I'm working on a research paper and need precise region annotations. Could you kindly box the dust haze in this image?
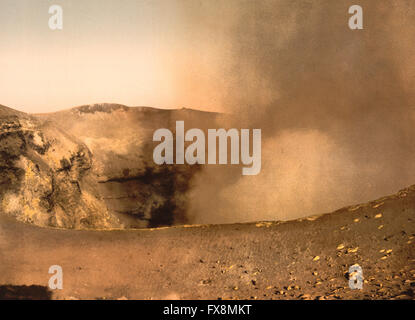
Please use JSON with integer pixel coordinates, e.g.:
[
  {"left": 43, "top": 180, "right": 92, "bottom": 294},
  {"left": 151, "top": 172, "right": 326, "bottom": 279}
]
[{"left": 187, "top": 0, "right": 415, "bottom": 224}]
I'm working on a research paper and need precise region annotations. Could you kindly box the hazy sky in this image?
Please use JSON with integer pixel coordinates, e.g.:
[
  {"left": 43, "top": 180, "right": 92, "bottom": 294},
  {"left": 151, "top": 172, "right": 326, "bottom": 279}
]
[
  {"left": 0, "top": 0, "right": 236, "bottom": 113},
  {"left": 2, "top": 1, "right": 414, "bottom": 116}
]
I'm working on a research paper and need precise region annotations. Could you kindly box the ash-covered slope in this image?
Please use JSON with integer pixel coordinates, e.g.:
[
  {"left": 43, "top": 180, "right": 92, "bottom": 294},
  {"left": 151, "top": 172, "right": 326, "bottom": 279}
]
[
  {"left": 0, "top": 184, "right": 414, "bottom": 300},
  {"left": 0, "top": 103, "right": 221, "bottom": 229}
]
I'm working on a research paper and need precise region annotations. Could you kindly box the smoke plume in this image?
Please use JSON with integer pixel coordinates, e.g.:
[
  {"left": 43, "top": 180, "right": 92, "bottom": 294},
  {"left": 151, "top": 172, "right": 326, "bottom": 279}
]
[{"left": 186, "top": 0, "right": 415, "bottom": 224}]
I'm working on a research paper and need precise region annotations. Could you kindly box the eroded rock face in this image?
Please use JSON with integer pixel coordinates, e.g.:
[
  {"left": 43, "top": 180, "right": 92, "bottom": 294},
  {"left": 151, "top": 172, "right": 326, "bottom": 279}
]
[
  {"left": 0, "top": 106, "right": 119, "bottom": 229},
  {"left": 0, "top": 104, "right": 220, "bottom": 229}
]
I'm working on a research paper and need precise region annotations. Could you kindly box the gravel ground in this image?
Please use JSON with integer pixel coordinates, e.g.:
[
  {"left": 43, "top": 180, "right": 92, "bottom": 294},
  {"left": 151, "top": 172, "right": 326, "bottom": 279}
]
[{"left": 0, "top": 185, "right": 414, "bottom": 300}]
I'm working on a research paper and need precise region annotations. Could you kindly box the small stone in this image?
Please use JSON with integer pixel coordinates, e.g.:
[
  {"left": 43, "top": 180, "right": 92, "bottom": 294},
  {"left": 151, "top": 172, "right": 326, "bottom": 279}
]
[
  {"left": 373, "top": 202, "right": 384, "bottom": 208},
  {"left": 313, "top": 256, "right": 320, "bottom": 261},
  {"left": 375, "top": 213, "right": 383, "bottom": 219},
  {"left": 393, "top": 295, "right": 412, "bottom": 300}
]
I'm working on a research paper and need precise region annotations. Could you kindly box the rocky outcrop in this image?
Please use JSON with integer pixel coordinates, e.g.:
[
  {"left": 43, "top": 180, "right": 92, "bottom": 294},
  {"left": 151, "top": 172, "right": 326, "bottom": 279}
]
[
  {"left": 0, "top": 104, "right": 221, "bottom": 229},
  {"left": 0, "top": 106, "right": 120, "bottom": 229}
]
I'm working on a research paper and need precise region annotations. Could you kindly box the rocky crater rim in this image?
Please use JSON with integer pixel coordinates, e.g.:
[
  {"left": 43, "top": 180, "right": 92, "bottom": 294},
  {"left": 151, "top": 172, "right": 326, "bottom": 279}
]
[
  {"left": 9, "top": 103, "right": 223, "bottom": 116},
  {"left": 3, "top": 183, "right": 414, "bottom": 233}
]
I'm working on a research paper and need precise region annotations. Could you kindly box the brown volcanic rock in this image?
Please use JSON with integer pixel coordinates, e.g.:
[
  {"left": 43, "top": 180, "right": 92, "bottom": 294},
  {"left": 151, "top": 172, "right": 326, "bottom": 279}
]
[
  {"left": 0, "top": 104, "right": 221, "bottom": 229},
  {"left": 0, "top": 104, "right": 119, "bottom": 229}
]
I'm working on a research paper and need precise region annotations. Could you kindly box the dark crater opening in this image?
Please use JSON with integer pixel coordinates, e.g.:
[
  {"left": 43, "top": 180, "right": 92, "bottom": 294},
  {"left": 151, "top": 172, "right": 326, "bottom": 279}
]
[{"left": 0, "top": 285, "right": 52, "bottom": 300}]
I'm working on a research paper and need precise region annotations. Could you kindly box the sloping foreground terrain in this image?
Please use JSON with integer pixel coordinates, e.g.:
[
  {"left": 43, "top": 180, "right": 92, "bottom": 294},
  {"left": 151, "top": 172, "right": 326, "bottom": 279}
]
[
  {"left": 0, "top": 185, "right": 414, "bottom": 300},
  {"left": 0, "top": 103, "right": 222, "bottom": 229}
]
